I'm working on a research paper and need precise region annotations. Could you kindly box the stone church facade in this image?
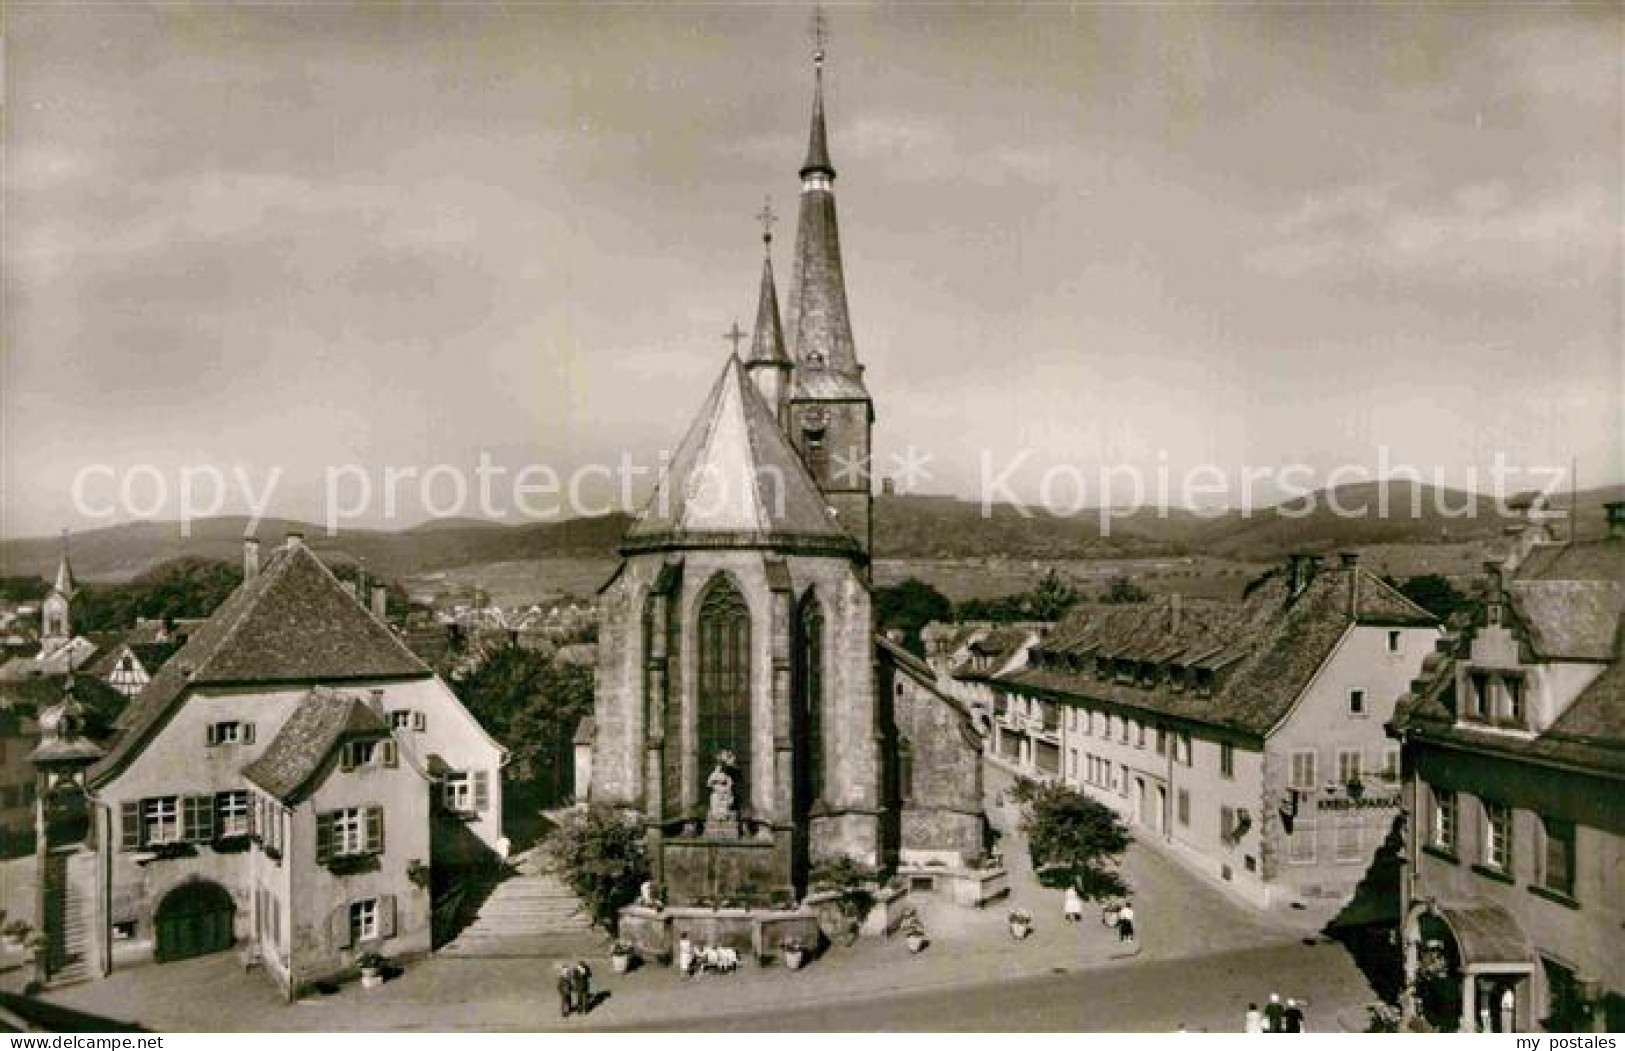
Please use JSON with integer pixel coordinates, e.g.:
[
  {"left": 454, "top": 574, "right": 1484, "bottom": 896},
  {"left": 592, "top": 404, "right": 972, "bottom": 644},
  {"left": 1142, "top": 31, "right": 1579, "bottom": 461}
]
[{"left": 590, "top": 47, "right": 986, "bottom": 910}]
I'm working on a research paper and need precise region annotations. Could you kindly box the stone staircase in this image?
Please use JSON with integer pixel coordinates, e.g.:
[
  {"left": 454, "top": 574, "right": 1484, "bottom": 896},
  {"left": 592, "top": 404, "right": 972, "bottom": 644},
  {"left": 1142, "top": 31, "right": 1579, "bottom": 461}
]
[
  {"left": 439, "top": 862, "right": 606, "bottom": 959},
  {"left": 41, "top": 849, "right": 96, "bottom": 987}
]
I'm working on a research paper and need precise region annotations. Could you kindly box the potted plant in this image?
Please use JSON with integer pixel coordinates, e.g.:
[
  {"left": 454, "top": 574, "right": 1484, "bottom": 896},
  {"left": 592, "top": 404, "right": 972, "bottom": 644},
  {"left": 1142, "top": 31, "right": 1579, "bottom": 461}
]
[
  {"left": 902, "top": 915, "right": 928, "bottom": 954},
  {"left": 2, "top": 920, "right": 30, "bottom": 951},
  {"left": 357, "top": 951, "right": 387, "bottom": 989},
  {"left": 1007, "top": 908, "right": 1033, "bottom": 940},
  {"left": 610, "top": 941, "right": 635, "bottom": 973},
  {"left": 781, "top": 937, "right": 808, "bottom": 970}
]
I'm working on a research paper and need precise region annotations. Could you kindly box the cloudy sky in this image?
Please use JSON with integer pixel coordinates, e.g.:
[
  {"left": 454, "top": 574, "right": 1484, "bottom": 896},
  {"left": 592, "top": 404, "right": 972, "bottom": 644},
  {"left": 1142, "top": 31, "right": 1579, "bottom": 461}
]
[{"left": 4, "top": 2, "right": 1620, "bottom": 538}]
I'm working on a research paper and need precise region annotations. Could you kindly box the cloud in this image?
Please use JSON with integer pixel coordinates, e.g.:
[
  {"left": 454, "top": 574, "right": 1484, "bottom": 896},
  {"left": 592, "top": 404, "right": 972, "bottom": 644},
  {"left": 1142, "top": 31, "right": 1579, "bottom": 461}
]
[{"left": 1248, "top": 179, "right": 1615, "bottom": 284}]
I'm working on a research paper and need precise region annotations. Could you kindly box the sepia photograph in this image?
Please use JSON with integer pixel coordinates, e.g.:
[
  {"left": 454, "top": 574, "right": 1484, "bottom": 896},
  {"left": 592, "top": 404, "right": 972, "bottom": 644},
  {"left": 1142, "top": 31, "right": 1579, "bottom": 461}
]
[{"left": 0, "top": 0, "right": 1620, "bottom": 1037}]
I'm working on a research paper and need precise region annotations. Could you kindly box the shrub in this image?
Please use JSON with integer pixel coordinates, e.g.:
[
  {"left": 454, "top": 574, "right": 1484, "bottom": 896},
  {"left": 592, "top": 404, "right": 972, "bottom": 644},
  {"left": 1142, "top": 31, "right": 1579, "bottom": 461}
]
[{"left": 551, "top": 805, "right": 649, "bottom": 934}]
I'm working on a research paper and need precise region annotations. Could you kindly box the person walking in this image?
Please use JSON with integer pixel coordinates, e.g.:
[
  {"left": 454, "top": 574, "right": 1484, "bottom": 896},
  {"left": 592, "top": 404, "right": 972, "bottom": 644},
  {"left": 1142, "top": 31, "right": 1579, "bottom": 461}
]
[
  {"left": 1283, "top": 998, "right": 1305, "bottom": 1033},
  {"left": 1264, "top": 992, "right": 1284, "bottom": 1033},
  {"left": 1063, "top": 886, "right": 1084, "bottom": 923},
  {"left": 1244, "top": 1003, "right": 1263, "bottom": 1033},
  {"left": 556, "top": 963, "right": 575, "bottom": 1018},
  {"left": 572, "top": 959, "right": 593, "bottom": 1016},
  {"left": 1116, "top": 900, "right": 1136, "bottom": 942}
]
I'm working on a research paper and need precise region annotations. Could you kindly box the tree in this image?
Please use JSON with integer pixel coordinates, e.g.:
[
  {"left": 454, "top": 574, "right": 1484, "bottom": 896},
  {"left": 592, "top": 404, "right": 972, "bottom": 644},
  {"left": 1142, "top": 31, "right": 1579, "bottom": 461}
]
[
  {"left": 1100, "top": 576, "right": 1150, "bottom": 604},
  {"left": 451, "top": 646, "right": 593, "bottom": 801},
  {"left": 550, "top": 804, "right": 649, "bottom": 933},
  {"left": 72, "top": 558, "right": 243, "bottom": 631},
  {"left": 955, "top": 569, "right": 1082, "bottom": 623},
  {"left": 873, "top": 578, "right": 953, "bottom": 654},
  {"left": 1009, "top": 777, "right": 1132, "bottom": 902},
  {"left": 1393, "top": 574, "right": 1473, "bottom": 626}
]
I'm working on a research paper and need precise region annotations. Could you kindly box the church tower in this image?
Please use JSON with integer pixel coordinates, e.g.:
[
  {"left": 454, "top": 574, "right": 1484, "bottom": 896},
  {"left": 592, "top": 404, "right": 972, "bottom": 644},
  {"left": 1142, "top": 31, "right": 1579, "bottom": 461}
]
[
  {"left": 784, "top": 35, "right": 875, "bottom": 560},
  {"left": 40, "top": 532, "right": 75, "bottom": 652}
]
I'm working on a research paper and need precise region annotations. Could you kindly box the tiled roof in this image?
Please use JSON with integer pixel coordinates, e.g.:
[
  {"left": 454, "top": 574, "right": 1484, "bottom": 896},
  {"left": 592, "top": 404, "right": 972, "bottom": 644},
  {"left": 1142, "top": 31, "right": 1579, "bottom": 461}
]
[
  {"left": 1509, "top": 581, "right": 1623, "bottom": 661},
  {"left": 1436, "top": 904, "right": 1531, "bottom": 967},
  {"left": 623, "top": 355, "right": 855, "bottom": 553},
  {"left": 999, "top": 566, "right": 1435, "bottom": 737},
  {"left": 90, "top": 543, "right": 430, "bottom": 786},
  {"left": 242, "top": 687, "right": 390, "bottom": 803}
]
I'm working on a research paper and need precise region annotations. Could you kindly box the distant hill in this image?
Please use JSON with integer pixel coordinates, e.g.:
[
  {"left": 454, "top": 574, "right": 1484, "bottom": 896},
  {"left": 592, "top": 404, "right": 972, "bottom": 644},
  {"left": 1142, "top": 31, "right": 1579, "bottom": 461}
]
[
  {"left": 0, "top": 514, "right": 632, "bottom": 583},
  {"left": 3, "top": 482, "right": 1617, "bottom": 583}
]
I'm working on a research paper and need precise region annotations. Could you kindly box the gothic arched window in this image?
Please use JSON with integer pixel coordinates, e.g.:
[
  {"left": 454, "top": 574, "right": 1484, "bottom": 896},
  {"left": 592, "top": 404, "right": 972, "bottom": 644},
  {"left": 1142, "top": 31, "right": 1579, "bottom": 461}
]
[
  {"left": 794, "top": 591, "right": 826, "bottom": 809},
  {"left": 697, "top": 575, "right": 752, "bottom": 809}
]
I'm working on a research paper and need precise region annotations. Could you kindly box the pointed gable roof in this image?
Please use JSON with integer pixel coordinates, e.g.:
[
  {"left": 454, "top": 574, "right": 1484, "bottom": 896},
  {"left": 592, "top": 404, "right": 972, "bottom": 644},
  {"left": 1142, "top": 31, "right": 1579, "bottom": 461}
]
[
  {"left": 242, "top": 686, "right": 393, "bottom": 803},
  {"left": 622, "top": 355, "right": 857, "bottom": 556},
  {"left": 90, "top": 541, "right": 430, "bottom": 786}
]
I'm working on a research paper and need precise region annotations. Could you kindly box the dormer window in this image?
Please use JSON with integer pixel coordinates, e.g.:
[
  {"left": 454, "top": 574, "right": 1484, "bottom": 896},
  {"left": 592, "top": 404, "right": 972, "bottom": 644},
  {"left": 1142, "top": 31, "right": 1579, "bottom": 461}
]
[
  {"left": 206, "top": 721, "right": 255, "bottom": 747},
  {"left": 341, "top": 739, "right": 398, "bottom": 771}
]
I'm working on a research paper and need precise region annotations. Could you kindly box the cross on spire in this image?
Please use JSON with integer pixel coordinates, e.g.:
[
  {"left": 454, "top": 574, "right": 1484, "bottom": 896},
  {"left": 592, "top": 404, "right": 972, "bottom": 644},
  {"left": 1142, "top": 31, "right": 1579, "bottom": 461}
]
[
  {"left": 723, "top": 321, "right": 747, "bottom": 355},
  {"left": 756, "top": 196, "right": 777, "bottom": 247},
  {"left": 811, "top": 5, "right": 827, "bottom": 67}
]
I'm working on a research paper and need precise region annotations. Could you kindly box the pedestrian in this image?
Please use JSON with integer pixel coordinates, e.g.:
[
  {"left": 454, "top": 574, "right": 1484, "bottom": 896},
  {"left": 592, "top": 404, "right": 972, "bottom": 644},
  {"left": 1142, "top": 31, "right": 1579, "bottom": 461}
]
[
  {"left": 1116, "top": 900, "right": 1136, "bottom": 942},
  {"left": 556, "top": 963, "right": 575, "bottom": 1018},
  {"left": 677, "top": 931, "right": 695, "bottom": 978},
  {"left": 1283, "top": 998, "right": 1305, "bottom": 1033},
  {"left": 1245, "top": 1003, "right": 1263, "bottom": 1033},
  {"left": 1264, "top": 992, "right": 1284, "bottom": 1033},
  {"left": 572, "top": 959, "right": 593, "bottom": 1016},
  {"left": 1063, "top": 886, "right": 1084, "bottom": 923}
]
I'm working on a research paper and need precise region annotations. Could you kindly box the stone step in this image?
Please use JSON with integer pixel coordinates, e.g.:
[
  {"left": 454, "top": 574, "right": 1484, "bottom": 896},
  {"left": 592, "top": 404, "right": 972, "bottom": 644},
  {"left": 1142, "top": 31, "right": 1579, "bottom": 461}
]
[{"left": 438, "top": 932, "right": 608, "bottom": 959}]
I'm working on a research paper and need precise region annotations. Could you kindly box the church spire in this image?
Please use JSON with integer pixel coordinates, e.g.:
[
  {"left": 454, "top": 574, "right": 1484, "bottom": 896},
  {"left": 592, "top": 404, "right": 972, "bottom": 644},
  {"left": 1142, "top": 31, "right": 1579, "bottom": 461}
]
[
  {"left": 746, "top": 198, "right": 792, "bottom": 418},
  {"left": 800, "top": 18, "right": 834, "bottom": 180},
  {"left": 785, "top": 18, "right": 864, "bottom": 383},
  {"left": 53, "top": 529, "right": 76, "bottom": 599}
]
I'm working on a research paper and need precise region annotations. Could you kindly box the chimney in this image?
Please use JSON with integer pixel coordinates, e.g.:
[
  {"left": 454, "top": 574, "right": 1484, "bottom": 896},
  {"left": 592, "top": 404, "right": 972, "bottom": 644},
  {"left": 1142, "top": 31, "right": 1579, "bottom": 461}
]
[
  {"left": 285, "top": 532, "right": 305, "bottom": 552},
  {"left": 242, "top": 537, "right": 260, "bottom": 580},
  {"left": 1169, "top": 593, "right": 1182, "bottom": 635},
  {"left": 1606, "top": 500, "right": 1625, "bottom": 540},
  {"left": 1483, "top": 560, "right": 1505, "bottom": 625},
  {"left": 1340, "top": 551, "right": 1360, "bottom": 617},
  {"left": 371, "top": 584, "right": 388, "bottom": 621}
]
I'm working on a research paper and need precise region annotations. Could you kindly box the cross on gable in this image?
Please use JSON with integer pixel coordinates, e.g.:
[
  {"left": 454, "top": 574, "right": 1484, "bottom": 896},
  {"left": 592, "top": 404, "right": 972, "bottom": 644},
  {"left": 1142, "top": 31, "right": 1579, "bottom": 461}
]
[{"left": 724, "top": 321, "right": 747, "bottom": 354}]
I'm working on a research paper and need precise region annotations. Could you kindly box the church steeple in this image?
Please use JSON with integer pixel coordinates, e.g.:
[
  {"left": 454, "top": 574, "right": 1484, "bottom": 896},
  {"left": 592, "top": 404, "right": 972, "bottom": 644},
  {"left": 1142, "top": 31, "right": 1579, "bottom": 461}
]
[
  {"left": 41, "top": 529, "right": 75, "bottom": 649},
  {"left": 745, "top": 198, "right": 791, "bottom": 418},
  {"left": 783, "top": 15, "right": 874, "bottom": 560}
]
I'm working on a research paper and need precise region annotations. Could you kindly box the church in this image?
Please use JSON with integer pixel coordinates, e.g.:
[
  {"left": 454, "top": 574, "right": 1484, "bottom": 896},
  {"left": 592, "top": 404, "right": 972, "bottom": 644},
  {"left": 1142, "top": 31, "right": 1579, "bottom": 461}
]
[{"left": 589, "top": 41, "right": 988, "bottom": 920}]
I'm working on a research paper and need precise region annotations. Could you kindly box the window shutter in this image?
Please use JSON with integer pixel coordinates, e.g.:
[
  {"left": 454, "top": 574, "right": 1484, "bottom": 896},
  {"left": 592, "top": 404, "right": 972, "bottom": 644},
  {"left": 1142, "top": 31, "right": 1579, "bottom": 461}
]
[
  {"left": 120, "top": 800, "right": 142, "bottom": 850},
  {"left": 243, "top": 722, "right": 256, "bottom": 745},
  {"left": 379, "top": 894, "right": 397, "bottom": 939},
  {"left": 473, "top": 770, "right": 489, "bottom": 812},
  {"left": 1221, "top": 806, "right": 1235, "bottom": 842},
  {"left": 366, "top": 806, "right": 384, "bottom": 855},
  {"left": 205, "top": 724, "right": 218, "bottom": 747},
  {"left": 382, "top": 740, "right": 398, "bottom": 768},
  {"left": 249, "top": 795, "right": 259, "bottom": 839},
  {"left": 316, "top": 811, "right": 335, "bottom": 863},
  {"left": 412, "top": 711, "right": 426, "bottom": 732},
  {"left": 331, "top": 905, "right": 352, "bottom": 950},
  {"left": 340, "top": 745, "right": 355, "bottom": 772}
]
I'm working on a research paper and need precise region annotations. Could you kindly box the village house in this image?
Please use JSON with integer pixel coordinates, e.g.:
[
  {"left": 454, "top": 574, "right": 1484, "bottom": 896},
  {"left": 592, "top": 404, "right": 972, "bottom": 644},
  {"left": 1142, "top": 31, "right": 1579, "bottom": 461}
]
[
  {"left": 1390, "top": 501, "right": 1625, "bottom": 1034},
  {"left": 971, "top": 555, "right": 1438, "bottom": 911},
  {"left": 38, "top": 535, "right": 508, "bottom": 996}
]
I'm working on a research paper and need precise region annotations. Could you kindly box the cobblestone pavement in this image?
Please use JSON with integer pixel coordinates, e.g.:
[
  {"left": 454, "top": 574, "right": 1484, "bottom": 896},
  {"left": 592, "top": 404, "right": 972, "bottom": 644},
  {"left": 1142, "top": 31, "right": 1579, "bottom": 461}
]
[{"left": 32, "top": 761, "right": 1375, "bottom": 1031}]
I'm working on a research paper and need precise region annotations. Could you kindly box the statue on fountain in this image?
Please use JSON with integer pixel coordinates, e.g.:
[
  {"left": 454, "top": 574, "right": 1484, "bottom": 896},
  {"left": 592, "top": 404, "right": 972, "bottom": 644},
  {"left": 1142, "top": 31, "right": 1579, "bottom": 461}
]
[{"left": 705, "top": 750, "right": 740, "bottom": 838}]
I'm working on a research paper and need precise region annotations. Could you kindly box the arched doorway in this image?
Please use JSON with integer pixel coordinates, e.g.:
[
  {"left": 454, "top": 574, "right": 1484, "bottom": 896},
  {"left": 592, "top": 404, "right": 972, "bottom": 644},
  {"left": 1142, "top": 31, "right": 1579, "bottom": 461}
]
[
  {"left": 155, "top": 880, "right": 235, "bottom": 963},
  {"left": 1406, "top": 903, "right": 1533, "bottom": 1032}
]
